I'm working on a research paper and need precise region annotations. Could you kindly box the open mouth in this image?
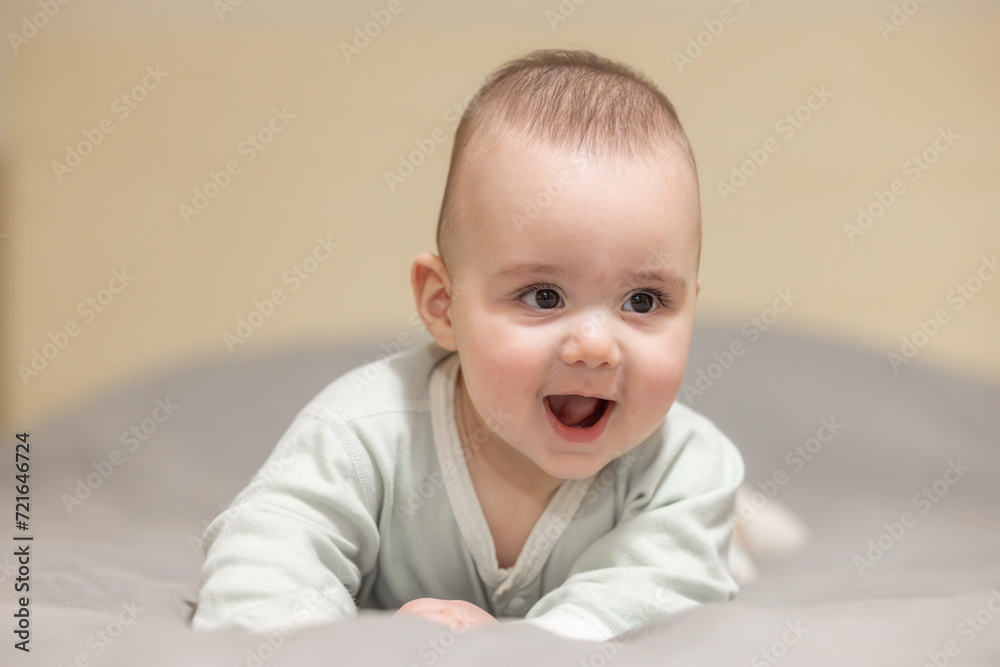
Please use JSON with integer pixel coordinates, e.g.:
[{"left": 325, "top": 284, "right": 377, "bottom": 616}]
[{"left": 545, "top": 394, "right": 612, "bottom": 429}]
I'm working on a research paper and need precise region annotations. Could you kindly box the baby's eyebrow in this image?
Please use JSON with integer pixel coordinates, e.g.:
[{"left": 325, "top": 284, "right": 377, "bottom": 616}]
[
  {"left": 494, "top": 261, "right": 566, "bottom": 280},
  {"left": 627, "top": 268, "right": 687, "bottom": 291},
  {"left": 494, "top": 261, "right": 686, "bottom": 290}
]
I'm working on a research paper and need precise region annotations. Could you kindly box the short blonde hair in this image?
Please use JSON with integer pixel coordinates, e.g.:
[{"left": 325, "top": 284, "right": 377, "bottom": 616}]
[{"left": 436, "top": 49, "right": 699, "bottom": 269}]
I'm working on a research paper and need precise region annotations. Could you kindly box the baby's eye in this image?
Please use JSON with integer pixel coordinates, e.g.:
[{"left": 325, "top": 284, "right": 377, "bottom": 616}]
[
  {"left": 519, "top": 287, "right": 563, "bottom": 309},
  {"left": 623, "top": 291, "right": 669, "bottom": 314}
]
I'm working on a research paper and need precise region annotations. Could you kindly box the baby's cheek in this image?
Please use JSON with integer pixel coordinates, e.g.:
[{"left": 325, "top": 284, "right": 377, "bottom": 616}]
[
  {"left": 640, "top": 352, "right": 686, "bottom": 409},
  {"left": 483, "top": 354, "right": 542, "bottom": 437},
  {"left": 480, "top": 336, "right": 539, "bottom": 388}
]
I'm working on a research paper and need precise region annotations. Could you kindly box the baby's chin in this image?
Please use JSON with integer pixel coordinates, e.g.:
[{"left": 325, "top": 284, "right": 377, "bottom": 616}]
[{"left": 535, "top": 455, "right": 616, "bottom": 482}]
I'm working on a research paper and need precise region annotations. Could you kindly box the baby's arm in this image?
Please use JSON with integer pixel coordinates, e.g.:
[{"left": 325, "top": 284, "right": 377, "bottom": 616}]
[
  {"left": 523, "top": 412, "right": 743, "bottom": 641},
  {"left": 193, "top": 413, "right": 380, "bottom": 631}
]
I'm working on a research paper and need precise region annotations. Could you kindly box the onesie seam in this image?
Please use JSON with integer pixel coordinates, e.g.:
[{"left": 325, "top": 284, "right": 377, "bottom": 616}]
[
  {"left": 299, "top": 402, "right": 432, "bottom": 517},
  {"left": 304, "top": 401, "right": 431, "bottom": 425},
  {"left": 314, "top": 414, "right": 379, "bottom": 517}
]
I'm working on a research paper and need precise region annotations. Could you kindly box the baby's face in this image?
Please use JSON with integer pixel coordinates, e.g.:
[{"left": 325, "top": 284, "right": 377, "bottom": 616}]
[{"left": 446, "top": 142, "right": 701, "bottom": 481}]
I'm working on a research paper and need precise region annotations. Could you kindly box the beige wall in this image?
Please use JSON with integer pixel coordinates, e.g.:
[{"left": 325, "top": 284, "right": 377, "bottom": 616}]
[{"left": 2, "top": 2, "right": 999, "bottom": 425}]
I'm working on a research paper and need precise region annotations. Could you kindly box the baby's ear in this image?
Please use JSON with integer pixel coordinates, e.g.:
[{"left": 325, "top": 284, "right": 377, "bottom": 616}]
[{"left": 411, "top": 253, "right": 457, "bottom": 351}]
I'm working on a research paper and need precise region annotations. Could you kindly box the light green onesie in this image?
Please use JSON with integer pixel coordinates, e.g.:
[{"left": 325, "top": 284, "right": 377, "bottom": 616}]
[{"left": 193, "top": 339, "right": 743, "bottom": 641}]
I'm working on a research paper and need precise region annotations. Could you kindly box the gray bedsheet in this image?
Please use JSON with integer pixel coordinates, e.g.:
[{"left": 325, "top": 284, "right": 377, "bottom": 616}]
[{"left": 2, "top": 323, "right": 998, "bottom": 665}]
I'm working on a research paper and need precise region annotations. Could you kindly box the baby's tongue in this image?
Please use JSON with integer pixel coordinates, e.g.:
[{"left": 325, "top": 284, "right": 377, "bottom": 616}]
[{"left": 548, "top": 395, "right": 600, "bottom": 427}]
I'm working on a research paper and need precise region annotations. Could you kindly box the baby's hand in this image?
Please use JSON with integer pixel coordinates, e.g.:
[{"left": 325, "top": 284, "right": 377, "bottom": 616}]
[{"left": 395, "top": 597, "right": 498, "bottom": 633}]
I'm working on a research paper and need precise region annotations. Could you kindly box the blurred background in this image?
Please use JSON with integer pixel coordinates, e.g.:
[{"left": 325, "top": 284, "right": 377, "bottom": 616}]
[{"left": 1, "top": 0, "right": 998, "bottom": 427}]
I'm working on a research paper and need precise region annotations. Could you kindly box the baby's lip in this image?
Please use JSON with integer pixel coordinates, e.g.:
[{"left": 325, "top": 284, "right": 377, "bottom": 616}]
[{"left": 545, "top": 392, "right": 616, "bottom": 402}]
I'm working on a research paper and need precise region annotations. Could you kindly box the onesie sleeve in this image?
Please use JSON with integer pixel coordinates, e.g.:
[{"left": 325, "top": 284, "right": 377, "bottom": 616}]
[
  {"left": 522, "top": 411, "right": 744, "bottom": 641},
  {"left": 192, "top": 411, "right": 381, "bottom": 632}
]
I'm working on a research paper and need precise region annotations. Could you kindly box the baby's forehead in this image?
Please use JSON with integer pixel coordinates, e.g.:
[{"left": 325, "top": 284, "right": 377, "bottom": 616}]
[
  {"left": 443, "top": 133, "right": 700, "bottom": 274},
  {"left": 473, "top": 142, "right": 694, "bottom": 219},
  {"left": 458, "top": 137, "right": 696, "bottom": 215},
  {"left": 457, "top": 169, "right": 696, "bottom": 256}
]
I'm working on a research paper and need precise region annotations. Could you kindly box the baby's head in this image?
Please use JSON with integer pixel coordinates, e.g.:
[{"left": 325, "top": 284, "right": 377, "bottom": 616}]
[{"left": 412, "top": 50, "right": 702, "bottom": 484}]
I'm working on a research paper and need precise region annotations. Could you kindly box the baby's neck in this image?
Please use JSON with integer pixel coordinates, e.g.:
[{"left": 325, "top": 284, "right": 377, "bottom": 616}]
[{"left": 464, "top": 435, "right": 563, "bottom": 502}]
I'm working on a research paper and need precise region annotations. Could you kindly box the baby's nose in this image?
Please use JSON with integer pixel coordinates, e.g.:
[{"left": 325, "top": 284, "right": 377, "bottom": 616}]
[{"left": 560, "top": 312, "right": 622, "bottom": 368}]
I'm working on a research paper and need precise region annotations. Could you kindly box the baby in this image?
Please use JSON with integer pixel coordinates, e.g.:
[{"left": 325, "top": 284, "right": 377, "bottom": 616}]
[{"left": 193, "top": 49, "right": 745, "bottom": 642}]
